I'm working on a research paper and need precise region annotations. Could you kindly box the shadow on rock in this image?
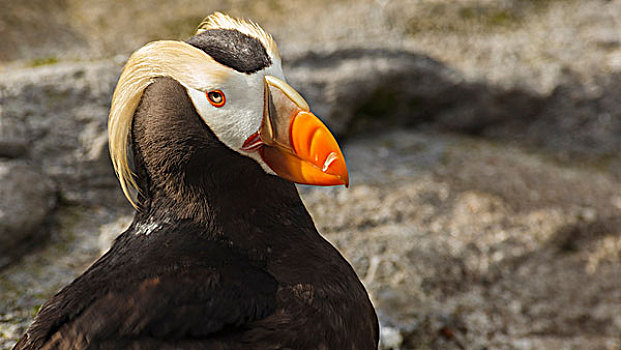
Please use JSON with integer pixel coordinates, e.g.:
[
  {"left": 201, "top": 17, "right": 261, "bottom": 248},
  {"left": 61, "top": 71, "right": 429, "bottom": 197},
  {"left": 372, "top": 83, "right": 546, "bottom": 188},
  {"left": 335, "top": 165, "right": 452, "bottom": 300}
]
[
  {"left": 286, "top": 48, "right": 546, "bottom": 138},
  {"left": 288, "top": 49, "right": 621, "bottom": 180}
]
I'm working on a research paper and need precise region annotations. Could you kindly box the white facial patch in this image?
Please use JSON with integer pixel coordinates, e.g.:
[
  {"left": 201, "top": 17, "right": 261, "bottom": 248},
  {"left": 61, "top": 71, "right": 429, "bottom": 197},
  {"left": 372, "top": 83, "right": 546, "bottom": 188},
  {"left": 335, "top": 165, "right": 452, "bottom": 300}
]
[{"left": 184, "top": 58, "right": 287, "bottom": 175}]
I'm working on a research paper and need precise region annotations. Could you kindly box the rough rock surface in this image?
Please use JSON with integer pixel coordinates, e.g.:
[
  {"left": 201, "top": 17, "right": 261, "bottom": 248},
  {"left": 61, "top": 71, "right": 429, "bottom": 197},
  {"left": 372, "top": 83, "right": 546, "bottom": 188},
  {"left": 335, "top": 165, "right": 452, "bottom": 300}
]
[
  {"left": 2, "top": 47, "right": 619, "bottom": 208},
  {"left": 0, "top": 61, "right": 126, "bottom": 206},
  {"left": 0, "top": 161, "right": 56, "bottom": 267},
  {"left": 2, "top": 0, "right": 621, "bottom": 349},
  {"left": 2, "top": 130, "right": 620, "bottom": 350}
]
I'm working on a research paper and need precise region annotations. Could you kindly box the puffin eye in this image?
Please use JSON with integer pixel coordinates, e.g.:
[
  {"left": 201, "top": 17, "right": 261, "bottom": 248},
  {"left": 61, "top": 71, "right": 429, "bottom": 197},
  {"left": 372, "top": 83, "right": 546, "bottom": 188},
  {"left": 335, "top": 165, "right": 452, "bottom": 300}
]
[{"left": 206, "top": 90, "right": 226, "bottom": 107}]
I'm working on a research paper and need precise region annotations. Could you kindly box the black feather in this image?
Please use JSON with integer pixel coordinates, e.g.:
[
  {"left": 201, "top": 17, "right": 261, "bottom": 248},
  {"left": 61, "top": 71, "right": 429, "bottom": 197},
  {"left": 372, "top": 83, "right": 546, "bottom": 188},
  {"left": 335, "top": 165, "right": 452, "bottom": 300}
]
[{"left": 186, "top": 29, "right": 271, "bottom": 74}]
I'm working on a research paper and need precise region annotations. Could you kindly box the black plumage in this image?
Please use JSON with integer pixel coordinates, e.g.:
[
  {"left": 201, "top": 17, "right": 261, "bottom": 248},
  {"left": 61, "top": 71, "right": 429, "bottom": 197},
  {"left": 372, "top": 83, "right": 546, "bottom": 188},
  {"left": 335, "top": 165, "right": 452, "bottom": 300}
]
[
  {"left": 14, "top": 75, "right": 379, "bottom": 349},
  {"left": 187, "top": 29, "right": 272, "bottom": 74}
]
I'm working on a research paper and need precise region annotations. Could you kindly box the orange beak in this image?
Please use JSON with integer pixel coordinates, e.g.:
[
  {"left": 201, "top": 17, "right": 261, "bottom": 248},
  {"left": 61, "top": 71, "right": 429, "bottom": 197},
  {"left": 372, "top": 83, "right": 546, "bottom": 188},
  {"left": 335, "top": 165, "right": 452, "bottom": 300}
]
[{"left": 242, "top": 76, "right": 349, "bottom": 187}]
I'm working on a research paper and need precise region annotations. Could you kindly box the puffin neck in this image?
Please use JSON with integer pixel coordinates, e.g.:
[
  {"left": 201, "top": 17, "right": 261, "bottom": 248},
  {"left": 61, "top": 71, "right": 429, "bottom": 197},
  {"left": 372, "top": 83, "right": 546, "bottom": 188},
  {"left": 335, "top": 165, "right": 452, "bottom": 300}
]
[{"left": 139, "top": 148, "right": 303, "bottom": 224}]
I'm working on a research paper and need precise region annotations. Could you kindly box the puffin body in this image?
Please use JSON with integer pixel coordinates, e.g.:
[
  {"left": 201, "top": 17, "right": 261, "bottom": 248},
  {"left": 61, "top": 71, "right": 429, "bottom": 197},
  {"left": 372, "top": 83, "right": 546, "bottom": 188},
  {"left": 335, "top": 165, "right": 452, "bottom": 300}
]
[{"left": 14, "top": 13, "right": 378, "bottom": 350}]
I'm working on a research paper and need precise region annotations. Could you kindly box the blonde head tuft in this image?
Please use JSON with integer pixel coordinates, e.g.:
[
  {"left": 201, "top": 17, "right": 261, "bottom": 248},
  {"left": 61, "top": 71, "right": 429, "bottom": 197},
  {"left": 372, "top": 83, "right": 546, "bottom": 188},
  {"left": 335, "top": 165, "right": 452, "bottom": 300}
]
[
  {"left": 108, "top": 40, "right": 230, "bottom": 208},
  {"left": 196, "top": 12, "right": 280, "bottom": 60}
]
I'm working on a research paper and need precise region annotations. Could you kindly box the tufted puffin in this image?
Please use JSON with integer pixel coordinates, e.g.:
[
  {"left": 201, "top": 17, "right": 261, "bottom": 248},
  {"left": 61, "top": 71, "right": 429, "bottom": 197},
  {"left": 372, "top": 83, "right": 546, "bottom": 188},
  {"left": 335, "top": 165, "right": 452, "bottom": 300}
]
[{"left": 14, "top": 12, "right": 378, "bottom": 350}]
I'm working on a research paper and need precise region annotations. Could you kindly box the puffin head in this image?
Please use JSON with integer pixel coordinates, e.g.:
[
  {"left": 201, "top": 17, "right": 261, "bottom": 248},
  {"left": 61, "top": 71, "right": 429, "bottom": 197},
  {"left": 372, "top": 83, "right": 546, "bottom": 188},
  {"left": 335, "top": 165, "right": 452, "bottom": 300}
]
[{"left": 108, "top": 13, "right": 348, "bottom": 209}]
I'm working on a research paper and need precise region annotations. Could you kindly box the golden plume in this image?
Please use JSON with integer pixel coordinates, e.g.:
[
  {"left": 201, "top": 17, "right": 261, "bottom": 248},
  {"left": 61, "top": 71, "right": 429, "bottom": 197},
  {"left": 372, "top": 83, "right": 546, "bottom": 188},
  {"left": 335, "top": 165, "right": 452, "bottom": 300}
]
[{"left": 108, "top": 40, "right": 230, "bottom": 208}]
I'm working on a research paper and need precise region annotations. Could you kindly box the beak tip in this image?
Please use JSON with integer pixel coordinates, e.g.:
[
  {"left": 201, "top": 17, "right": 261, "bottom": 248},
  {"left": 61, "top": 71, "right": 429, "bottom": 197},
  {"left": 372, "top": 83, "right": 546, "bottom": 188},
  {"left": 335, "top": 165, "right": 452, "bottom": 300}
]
[{"left": 341, "top": 171, "right": 349, "bottom": 188}]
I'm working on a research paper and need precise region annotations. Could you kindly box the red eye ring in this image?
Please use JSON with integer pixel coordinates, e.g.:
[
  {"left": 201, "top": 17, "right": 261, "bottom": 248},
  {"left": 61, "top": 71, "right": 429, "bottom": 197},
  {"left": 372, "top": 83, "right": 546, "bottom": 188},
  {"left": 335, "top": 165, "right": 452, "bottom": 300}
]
[{"left": 206, "top": 90, "right": 226, "bottom": 107}]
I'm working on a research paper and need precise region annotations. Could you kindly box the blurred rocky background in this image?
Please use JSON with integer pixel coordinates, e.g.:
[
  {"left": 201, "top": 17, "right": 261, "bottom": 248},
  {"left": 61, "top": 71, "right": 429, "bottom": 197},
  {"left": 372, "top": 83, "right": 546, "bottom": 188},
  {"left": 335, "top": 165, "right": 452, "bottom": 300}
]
[{"left": 1, "top": 0, "right": 621, "bottom": 349}]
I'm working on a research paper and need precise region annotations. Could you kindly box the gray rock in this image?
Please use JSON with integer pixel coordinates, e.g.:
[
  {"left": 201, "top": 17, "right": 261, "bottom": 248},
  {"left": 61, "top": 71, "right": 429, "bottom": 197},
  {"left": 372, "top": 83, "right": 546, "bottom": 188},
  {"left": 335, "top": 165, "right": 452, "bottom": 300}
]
[
  {"left": 286, "top": 47, "right": 621, "bottom": 170},
  {"left": 3, "top": 129, "right": 620, "bottom": 349},
  {"left": 0, "top": 40, "right": 617, "bottom": 215},
  {"left": 0, "top": 160, "right": 56, "bottom": 266},
  {"left": 0, "top": 61, "right": 128, "bottom": 207},
  {"left": 300, "top": 130, "right": 621, "bottom": 349},
  {"left": 0, "top": 48, "right": 542, "bottom": 208},
  {"left": 285, "top": 49, "right": 464, "bottom": 135},
  {"left": 286, "top": 48, "right": 548, "bottom": 137}
]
